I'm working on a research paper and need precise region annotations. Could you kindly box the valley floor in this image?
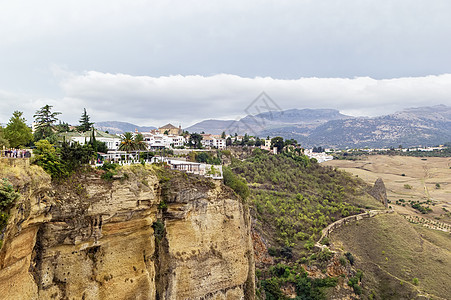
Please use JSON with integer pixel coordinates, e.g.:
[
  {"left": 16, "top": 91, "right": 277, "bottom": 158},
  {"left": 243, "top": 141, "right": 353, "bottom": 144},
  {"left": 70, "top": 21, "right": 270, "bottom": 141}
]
[{"left": 324, "top": 155, "right": 451, "bottom": 225}]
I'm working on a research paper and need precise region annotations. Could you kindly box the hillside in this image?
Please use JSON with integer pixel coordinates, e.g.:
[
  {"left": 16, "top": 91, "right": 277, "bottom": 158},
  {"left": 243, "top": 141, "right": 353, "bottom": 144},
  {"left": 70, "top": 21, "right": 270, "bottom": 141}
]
[
  {"left": 94, "top": 121, "right": 156, "bottom": 134},
  {"left": 330, "top": 213, "right": 451, "bottom": 299},
  {"left": 227, "top": 149, "right": 385, "bottom": 298},
  {"left": 187, "top": 105, "right": 451, "bottom": 148}
]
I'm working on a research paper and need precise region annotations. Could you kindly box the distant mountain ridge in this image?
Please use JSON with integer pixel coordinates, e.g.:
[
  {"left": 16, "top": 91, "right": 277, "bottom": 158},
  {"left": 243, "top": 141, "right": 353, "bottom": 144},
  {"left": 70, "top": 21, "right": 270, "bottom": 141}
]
[
  {"left": 94, "top": 121, "right": 156, "bottom": 134},
  {"left": 187, "top": 105, "right": 451, "bottom": 148}
]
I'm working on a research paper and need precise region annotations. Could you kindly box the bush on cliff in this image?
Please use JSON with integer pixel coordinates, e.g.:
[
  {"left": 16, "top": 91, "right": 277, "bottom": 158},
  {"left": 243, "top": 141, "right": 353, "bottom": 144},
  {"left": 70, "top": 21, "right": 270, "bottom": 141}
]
[
  {"left": 223, "top": 166, "right": 249, "bottom": 201},
  {"left": 0, "top": 178, "right": 20, "bottom": 232},
  {"left": 32, "top": 140, "right": 95, "bottom": 179}
]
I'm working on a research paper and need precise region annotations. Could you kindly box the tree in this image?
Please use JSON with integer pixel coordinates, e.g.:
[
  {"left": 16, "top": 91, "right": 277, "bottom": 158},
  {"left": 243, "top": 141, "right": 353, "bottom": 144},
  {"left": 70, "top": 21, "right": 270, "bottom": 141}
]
[
  {"left": 221, "top": 131, "right": 226, "bottom": 139},
  {"left": 119, "top": 132, "right": 136, "bottom": 152},
  {"left": 188, "top": 133, "right": 203, "bottom": 149},
  {"left": 33, "top": 105, "right": 61, "bottom": 141},
  {"left": 0, "top": 126, "right": 10, "bottom": 149},
  {"left": 55, "top": 121, "right": 71, "bottom": 133},
  {"left": 271, "top": 137, "right": 284, "bottom": 153},
  {"left": 4, "top": 111, "right": 33, "bottom": 148},
  {"left": 255, "top": 137, "right": 262, "bottom": 147},
  {"left": 134, "top": 133, "right": 148, "bottom": 151},
  {"left": 77, "top": 108, "right": 94, "bottom": 132}
]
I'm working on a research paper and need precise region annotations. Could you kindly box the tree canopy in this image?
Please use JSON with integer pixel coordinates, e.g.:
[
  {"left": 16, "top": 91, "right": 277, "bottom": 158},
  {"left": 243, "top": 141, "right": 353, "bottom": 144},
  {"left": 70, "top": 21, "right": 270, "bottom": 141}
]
[
  {"left": 118, "top": 132, "right": 147, "bottom": 152},
  {"left": 33, "top": 105, "right": 61, "bottom": 141},
  {"left": 188, "top": 133, "right": 203, "bottom": 148},
  {"left": 4, "top": 111, "right": 33, "bottom": 148},
  {"left": 77, "top": 108, "right": 94, "bottom": 132},
  {"left": 0, "top": 126, "right": 10, "bottom": 149}
]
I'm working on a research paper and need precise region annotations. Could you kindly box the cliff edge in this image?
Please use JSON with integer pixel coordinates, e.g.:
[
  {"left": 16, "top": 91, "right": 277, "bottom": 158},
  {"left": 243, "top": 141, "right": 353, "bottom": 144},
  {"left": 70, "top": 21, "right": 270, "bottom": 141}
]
[{"left": 0, "top": 159, "right": 255, "bottom": 299}]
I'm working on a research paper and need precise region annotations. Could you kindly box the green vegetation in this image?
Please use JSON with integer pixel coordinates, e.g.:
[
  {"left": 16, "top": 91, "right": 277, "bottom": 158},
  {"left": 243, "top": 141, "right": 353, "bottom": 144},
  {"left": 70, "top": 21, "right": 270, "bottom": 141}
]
[
  {"left": 77, "top": 108, "right": 94, "bottom": 132},
  {"left": 223, "top": 166, "right": 249, "bottom": 200},
  {"left": 33, "top": 140, "right": 96, "bottom": 179},
  {"left": 191, "top": 151, "right": 221, "bottom": 165},
  {"left": 347, "top": 270, "right": 363, "bottom": 295},
  {"left": 3, "top": 111, "right": 33, "bottom": 148},
  {"left": 98, "top": 162, "right": 119, "bottom": 180},
  {"left": 227, "top": 149, "right": 374, "bottom": 298},
  {"left": 118, "top": 132, "right": 147, "bottom": 151},
  {"left": 259, "top": 263, "right": 338, "bottom": 300},
  {"left": 330, "top": 213, "right": 451, "bottom": 298},
  {"left": 0, "top": 179, "right": 20, "bottom": 235},
  {"left": 0, "top": 126, "right": 9, "bottom": 148},
  {"left": 188, "top": 132, "right": 203, "bottom": 148},
  {"left": 33, "top": 104, "right": 61, "bottom": 141},
  {"left": 230, "top": 151, "right": 363, "bottom": 249}
]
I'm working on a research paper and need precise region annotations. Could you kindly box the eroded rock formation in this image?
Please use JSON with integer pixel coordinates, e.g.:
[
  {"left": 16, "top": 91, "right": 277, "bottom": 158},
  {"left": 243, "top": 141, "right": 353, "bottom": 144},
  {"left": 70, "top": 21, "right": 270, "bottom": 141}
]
[
  {"left": 0, "top": 160, "right": 255, "bottom": 299},
  {"left": 368, "top": 178, "right": 388, "bottom": 208}
]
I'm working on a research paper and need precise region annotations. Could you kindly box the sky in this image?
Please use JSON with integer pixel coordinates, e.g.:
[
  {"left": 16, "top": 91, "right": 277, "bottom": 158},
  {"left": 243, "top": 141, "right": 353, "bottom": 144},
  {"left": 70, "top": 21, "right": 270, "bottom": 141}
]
[{"left": 1, "top": 0, "right": 451, "bottom": 127}]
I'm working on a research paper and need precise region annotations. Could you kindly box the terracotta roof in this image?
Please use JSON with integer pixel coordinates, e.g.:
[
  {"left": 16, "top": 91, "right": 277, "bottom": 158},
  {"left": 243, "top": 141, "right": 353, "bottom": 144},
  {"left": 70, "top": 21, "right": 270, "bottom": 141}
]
[{"left": 159, "top": 123, "right": 179, "bottom": 129}]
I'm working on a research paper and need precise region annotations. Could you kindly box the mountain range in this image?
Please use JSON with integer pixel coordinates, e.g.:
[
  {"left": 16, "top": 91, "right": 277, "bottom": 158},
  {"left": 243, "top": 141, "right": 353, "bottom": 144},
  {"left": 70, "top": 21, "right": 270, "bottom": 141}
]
[
  {"left": 186, "top": 105, "right": 451, "bottom": 148},
  {"left": 95, "top": 105, "right": 451, "bottom": 148},
  {"left": 94, "top": 121, "right": 156, "bottom": 134}
]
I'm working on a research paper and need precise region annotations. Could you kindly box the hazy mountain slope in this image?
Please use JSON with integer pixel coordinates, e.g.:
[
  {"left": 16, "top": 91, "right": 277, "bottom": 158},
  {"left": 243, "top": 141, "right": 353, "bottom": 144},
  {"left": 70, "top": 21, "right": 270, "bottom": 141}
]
[
  {"left": 187, "top": 105, "right": 451, "bottom": 148},
  {"left": 308, "top": 105, "right": 451, "bottom": 148},
  {"left": 95, "top": 121, "right": 156, "bottom": 134},
  {"left": 186, "top": 108, "right": 351, "bottom": 136},
  {"left": 185, "top": 119, "right": 235, "bottom": 134}
]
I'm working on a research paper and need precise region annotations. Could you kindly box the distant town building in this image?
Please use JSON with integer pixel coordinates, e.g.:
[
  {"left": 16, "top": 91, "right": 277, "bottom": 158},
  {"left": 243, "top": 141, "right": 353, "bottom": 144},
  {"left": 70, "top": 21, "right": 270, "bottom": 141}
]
[
  {"left": 60, "top": 130, "right": 121, "bottom": 151},
  {"left": 158, "top": 123, "right": 182, "bottom": 135},
  {"left": 201, "top": 134, "right": 226, "bottom": 149}
]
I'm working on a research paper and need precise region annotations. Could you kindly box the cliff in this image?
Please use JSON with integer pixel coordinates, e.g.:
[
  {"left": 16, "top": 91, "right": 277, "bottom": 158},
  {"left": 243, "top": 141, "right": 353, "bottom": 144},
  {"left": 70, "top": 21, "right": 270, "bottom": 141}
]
[{"left": 0, "top": 159, "right": 255, "bottom": 299}]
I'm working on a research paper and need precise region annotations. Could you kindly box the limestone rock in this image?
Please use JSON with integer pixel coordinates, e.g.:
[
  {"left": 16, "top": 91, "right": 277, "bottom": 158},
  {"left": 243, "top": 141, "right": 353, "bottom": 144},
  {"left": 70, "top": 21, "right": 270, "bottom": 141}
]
[
  {"left": 368, "top": 177, "right": 388, "bottom": 208},
  {"left": 0, "top": 162, "right": 255, "bottom": 299}
]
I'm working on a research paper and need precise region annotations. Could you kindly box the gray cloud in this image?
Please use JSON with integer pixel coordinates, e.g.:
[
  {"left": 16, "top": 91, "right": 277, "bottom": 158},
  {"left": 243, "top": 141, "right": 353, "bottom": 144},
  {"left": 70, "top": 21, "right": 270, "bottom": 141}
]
[
  {"left": 3, "top": 72, "right": 450, "bottom": 127},
  {"left": 1, "top": 1, "right": 451, "bottom": 127}
]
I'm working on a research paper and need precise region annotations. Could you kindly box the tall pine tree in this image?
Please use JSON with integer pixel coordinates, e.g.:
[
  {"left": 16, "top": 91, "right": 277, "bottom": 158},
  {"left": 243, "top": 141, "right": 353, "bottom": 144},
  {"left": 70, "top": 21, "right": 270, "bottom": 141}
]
[
  {"left": 33, "top": 105, "right": 61, "bottom": 141},
  {"left": 77, "top": 108, "right": 94, "bottom": 132}
]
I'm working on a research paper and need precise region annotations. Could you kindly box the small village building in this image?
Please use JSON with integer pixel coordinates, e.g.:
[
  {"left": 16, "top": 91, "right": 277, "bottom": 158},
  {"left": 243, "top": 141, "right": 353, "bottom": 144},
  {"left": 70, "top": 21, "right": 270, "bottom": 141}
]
[
  {"left": 201, "top": 134, "right": 226, "bottom": 149},
  {"left": 60, "top": 130, "right": 121, "bottom": 151},
  {"left": 158, "top": 123, "right": 182, "bottom": 135}
]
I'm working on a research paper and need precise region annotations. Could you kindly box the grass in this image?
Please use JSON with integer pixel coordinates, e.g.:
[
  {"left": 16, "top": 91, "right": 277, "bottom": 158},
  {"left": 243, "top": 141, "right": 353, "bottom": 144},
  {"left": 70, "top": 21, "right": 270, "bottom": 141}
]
[{"left": 330, "top": 213, "right": 451, "bottom": 299}]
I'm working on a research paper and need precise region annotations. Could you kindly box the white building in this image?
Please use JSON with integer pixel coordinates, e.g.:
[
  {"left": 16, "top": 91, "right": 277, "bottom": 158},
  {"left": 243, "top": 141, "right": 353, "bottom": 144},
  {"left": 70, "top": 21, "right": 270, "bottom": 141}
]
[
  {"left": 201, "top": 134, "right": 226, "bottom": 149},
  {"left": 61, "top": 130, "right": 121, "bottom": 151},
  {"left": 141, "top": 132, "right": 186, "bottom": 149}
]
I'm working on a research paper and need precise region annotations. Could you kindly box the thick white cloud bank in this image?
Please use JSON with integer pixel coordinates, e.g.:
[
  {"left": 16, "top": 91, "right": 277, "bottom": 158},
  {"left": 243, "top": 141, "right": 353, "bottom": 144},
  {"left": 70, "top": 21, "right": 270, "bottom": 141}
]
[{"left": 1, "top": 72, "right": 450, "bottom": 127}]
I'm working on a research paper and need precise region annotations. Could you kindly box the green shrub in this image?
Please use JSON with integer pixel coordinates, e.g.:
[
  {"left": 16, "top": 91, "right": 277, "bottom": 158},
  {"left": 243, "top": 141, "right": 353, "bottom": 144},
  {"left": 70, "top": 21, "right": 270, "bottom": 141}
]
[
  {"left": 339, "top": 256, "right": 347, "bottom": 266},
  {"left": 345, "top": 252, "right": 355, "bottom": 265},
  {"left": 412, "top": 277, "right": 419, "bottom": 285},
  {"left": 223, "top": 166, "right": 249, "bottom": 200},
  {"left": 0, "top": 179, "right": 20, "bottom": 231}
]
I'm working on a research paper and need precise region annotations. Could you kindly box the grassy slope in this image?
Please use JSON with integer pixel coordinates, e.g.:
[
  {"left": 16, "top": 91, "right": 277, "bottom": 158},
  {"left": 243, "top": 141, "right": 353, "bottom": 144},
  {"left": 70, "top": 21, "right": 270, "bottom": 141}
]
[
  {"left": 229, "top": 151, "right": 387, "bottom": 298},
  {"left": 231, "top": 151, "right": 383, "bottom": 254},
  {"left": 330, "top": 213, "right": 451, "bottom": 299}
]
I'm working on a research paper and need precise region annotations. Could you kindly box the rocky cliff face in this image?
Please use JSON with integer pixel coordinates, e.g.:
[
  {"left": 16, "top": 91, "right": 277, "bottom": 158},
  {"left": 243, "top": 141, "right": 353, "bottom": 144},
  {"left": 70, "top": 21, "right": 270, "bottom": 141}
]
[{"left": 0, "top": 160, "right": 255, "bottom": 300}]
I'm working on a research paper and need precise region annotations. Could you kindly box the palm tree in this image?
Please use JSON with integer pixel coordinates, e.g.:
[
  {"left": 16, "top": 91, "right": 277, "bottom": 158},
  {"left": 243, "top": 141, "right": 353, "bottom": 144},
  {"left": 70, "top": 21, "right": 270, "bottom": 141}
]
[
  {"left": 134, "top": 133, "right": 147, "bottom": 151},
  {"left": 119, "top": 132, "right": 148, "bottom": 152},
  {"left": 119, "top": 132, "right": 136, "bottom": 152}
]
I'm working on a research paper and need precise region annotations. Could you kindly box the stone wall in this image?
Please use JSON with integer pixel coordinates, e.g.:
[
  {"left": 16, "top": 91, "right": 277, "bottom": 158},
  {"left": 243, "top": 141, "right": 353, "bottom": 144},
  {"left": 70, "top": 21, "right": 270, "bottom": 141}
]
[{"left": 318, "top": 210, "right": 394, "bottom": 246}]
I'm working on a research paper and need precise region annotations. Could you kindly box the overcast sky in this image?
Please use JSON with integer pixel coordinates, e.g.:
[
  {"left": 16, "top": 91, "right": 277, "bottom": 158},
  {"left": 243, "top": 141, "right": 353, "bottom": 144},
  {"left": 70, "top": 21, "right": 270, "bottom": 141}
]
[{"left": 1, "top": 0, "right": 451, "bottom": 127}]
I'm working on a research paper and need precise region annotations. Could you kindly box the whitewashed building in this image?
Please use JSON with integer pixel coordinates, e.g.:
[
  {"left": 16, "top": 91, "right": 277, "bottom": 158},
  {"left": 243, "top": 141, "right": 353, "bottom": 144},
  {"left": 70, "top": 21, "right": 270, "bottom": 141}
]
[{"left": 61, "top": 130, "right": 121, "bottom": 151}]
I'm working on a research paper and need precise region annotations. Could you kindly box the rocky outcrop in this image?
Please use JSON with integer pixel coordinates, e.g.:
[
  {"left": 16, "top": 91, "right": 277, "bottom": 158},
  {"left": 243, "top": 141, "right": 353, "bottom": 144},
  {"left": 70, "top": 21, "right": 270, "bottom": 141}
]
[
  {"left": 368, "top": 178, "right": 388, "bottom": 208},
  {"left": 0, "top": 161, "right": 255, "bottom": 299}
]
